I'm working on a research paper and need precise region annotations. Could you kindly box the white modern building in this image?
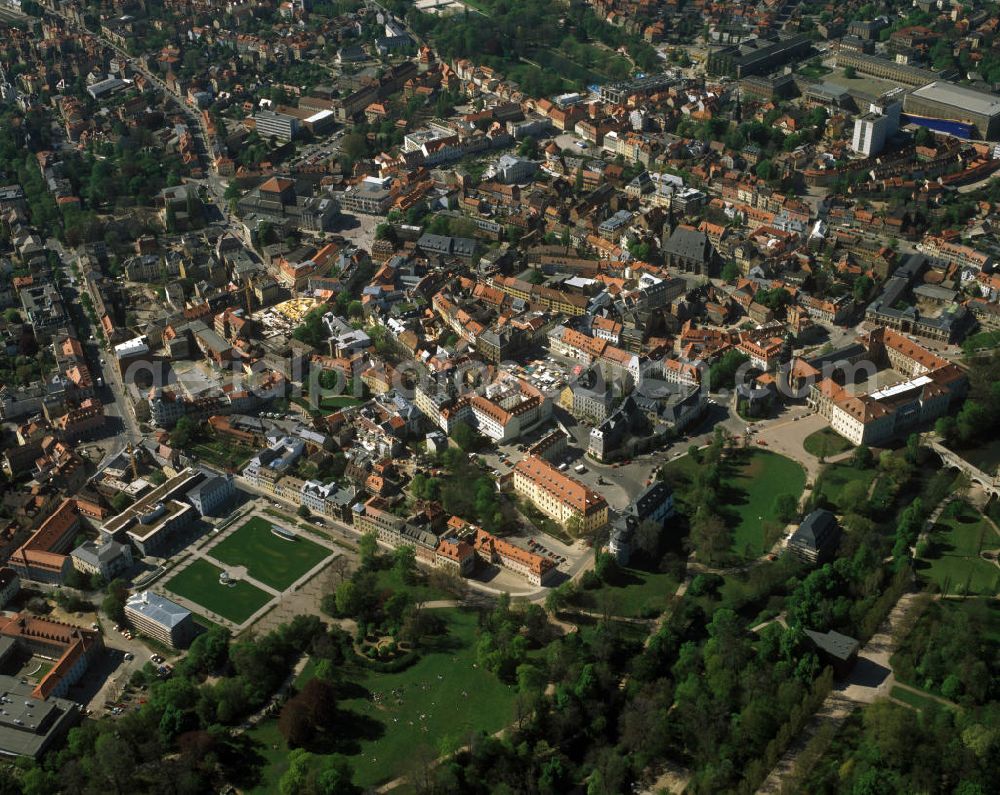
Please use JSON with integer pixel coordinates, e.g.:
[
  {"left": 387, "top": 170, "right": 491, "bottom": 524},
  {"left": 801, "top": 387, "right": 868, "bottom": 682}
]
[
  {"left": 125, "top": 591, "right": 195, "bottom": 648},
  {"left": 495, "top": 155, "right": 537, "bottom": 184},
  {"left": 851, "top": 100, "right": 901, "bottom": 157}
]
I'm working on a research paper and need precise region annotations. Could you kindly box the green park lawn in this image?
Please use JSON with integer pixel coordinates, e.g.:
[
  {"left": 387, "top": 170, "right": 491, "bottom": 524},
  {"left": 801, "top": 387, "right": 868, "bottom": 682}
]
[
  {"left": 249, "top": 609, "right": 519, "bottom": 791},
  {"left": 373, "top": 567, "right": 454, "bottom": 604},
  {"left": 802, "top": 427, "right": 854, "bottom": 458},
  {"left": 663, "top": 450, "right": 806, "bottom": 559},
  {"left": 572, "top": 567, "right": 679, "bottom": 618},
  {"left": 813, "top": 462, "right": 874, "bottom": 511},
  {"left": 209, "top": 516, "right": 332, "bottom": 591},
  {"left": 917, "top": 501, "right": 1000, "bottom": 596},
  {"left": 165, "top": 559, "right": 272, "bottom": 625}
]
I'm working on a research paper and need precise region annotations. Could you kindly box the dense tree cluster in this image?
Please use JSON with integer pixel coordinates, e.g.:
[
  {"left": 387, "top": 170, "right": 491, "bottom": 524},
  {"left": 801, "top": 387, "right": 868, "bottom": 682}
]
[
  {"left": 936, "top": 355, "right": 1000, "bottom": 449},
  {"left": 707, "top": 350, "right": 750, "bottom": 391},
  {"left": 293, "top": 307, "right": 329, "bottom": 349},
  {"left": 892, "top": 599, "right": 998, "bottom": 707},
  {"left": 5, "top": 618, "right": 334, "bottom": 793},
  {"left": 405, "top": 0, "right": 657, "bottom": 96},
  {"left": 322, "top": 534, "right": 449, "bottom": 651},
  {"left": 797, "top": 701, "right": 999, "bottom": 795}
]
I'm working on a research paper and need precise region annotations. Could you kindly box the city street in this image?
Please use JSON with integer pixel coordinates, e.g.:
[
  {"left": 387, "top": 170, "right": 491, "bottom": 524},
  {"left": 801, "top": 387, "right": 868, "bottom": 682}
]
[{"left": 54, "top": 258, "right": 144, "bottom": 466}]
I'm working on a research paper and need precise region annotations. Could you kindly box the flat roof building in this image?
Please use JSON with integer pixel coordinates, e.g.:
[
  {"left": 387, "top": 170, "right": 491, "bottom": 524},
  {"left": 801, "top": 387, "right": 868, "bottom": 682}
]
[
  {"left": 101, "top": 467, "right": 206, "bottom": 557},
  {"left": 0, "top": 676, "right": 80, "bottom": 759},
  {"left": 707, "top": 35, "right": 812, "bottom": 78},
  {"left": 254, "top": 109, "right": 300, "bottom": 142},
  {"left": 904, "top": 81, "right": 1000, "bottom": 140}
]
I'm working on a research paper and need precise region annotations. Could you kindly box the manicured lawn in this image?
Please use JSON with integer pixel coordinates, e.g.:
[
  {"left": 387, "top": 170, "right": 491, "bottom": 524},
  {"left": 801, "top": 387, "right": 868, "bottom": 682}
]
[
  {"left": 813, "top": 463, "right": 874, "bottom": 511},
  {"left": 248, "top": 609, "right": 519, "bottom": 792},
  {"left": 209, "top": 516, "right": 332, "bottom": 590},
  {"left": 797, "top": 63, "right": 832, "bottom": 79},
  {"left": 802, "top": 427, "right": 854, "bottom": 458},
  {"left": 165, "top": 559, "right": 272, "bottom": 624},
  {"left": 572, "top": 567, "right": 679, "bottom": 618},
  {"left": 318, "top": 395, "right": 364, "bottom": 409},
  {"left": 917, "top": 501, "right": 999, "bottom": 596},
  {"left": 663, "top": 450, "right": 806, "bottom": 559}
]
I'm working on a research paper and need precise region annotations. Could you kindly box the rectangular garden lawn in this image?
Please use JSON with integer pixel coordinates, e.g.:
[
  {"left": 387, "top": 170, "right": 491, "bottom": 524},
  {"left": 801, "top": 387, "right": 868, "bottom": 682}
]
[
  {"left": 165, "top": 558, "right": 272, "bottom": 624},
  {"left": 209, "top": 516, "right": 332, "bottom": 590}
]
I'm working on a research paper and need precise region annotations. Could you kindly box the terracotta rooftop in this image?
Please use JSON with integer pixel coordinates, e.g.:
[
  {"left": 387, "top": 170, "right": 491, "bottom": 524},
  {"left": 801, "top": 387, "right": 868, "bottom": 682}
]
[{"left": 514, "top": 455, "right": 607, "bottom": 514}]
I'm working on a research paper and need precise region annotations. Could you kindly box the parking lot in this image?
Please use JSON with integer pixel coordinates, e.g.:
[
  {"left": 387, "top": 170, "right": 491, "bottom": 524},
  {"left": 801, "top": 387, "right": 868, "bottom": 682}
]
[{"left": 83, "top": 612, "right": 178, "bottom": 718}]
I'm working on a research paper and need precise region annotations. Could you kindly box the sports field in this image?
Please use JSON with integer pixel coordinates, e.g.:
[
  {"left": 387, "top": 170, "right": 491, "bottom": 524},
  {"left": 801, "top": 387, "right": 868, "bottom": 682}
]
[
  {"left": 209, "top": 516, "right": 332, "bottom": 590},
  {"left": 165, "top": 558, "right": 272, "bottom": 624}
]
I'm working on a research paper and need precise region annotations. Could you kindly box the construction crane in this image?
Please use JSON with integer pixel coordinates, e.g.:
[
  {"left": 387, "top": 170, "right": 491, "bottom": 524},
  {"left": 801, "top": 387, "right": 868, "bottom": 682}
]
[{"left": 127, "top": 443, "right": 138, "bottom": 482}]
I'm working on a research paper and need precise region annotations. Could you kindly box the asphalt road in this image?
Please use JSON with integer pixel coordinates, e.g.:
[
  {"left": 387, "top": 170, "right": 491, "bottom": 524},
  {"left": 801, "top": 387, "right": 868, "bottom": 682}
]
[{"left": 50, "top": 249, "right": 143, "bottom": 464}]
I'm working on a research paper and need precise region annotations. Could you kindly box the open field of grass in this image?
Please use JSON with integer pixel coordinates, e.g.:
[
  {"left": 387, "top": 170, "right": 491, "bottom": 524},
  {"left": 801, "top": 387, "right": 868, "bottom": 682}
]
[
  {"left": 248, "top": 608, "right": 519, "bottom": 791},
  {"left": 803, "top": 427, "right": 854, "bottom": 458},
  {"left": 572, "top": 567, "right": 679, "bottom": 618},
  {"left": 917, "top": 501, "right": 999, "bottom": 596},
  {"left": 662, "top": 450, "right": 806, "bottom": 559},
  {"left": 165, "top": 558, "right": 272, "bottom": 624},
  {"left": 210, "top": 516, "right": 332, "bottom": 591}
]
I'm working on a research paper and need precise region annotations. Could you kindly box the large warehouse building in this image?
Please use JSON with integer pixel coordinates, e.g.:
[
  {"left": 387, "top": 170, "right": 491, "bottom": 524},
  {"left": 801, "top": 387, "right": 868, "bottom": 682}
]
[{"left": 903, "top": 81, "right": 1000, "bottom": 140}]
